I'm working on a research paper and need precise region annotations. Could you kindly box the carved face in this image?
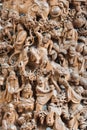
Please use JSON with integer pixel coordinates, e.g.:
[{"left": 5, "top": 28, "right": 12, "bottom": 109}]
[
  {"left": 69, "top": 46, "right": 76, "bottom": 57},
  {"left": 24, "top": 103, "right": 34, "bottom": 111},
  {"left": 1, "top": 9, "right": 8, "bottom": 20},
  {"left": 9, "top": 10, "right": 20, "bottom": 20},
  {"left": 51, "top": 95, "right": 58, "bottom": 104},
  {"left": 37, "top": 77, "right": 44, "bottom": 86},
  {"left": 18, "top": 104, "right": 24, "bottom": 113},
  {"left": 74, "top": 16, "right": 86, "bottom": 28},
  {"left": 8, "top": 104, "right": 14, "bottom": 112},
  {"left": 17, "top": 116, "right": 26, "bottom": 125},
  {"left": 76, "top": 86, "right": 84, "bottom": 95},
  {"left": 22, "top": 85, "right": 32, "bottom": 98},
  {"left": 71, "top": 73, "right": 80, "bottom": 85},
  {"left": 66, "top": 21, "right": 73, "bottom": 30},
  {"left": 2, "top": 68, "right": 8, "bottom": 77},
  {"left": 42, "top": 33, "right": 51, "bottom": 44}
]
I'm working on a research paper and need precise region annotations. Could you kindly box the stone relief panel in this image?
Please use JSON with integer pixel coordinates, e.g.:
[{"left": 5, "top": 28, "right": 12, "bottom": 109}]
[{"left": 0, "top": 0, "right": 87, "bottom": 130}]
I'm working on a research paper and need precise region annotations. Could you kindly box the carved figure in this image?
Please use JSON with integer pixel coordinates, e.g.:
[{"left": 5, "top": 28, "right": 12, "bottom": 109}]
[
  {"left": 36, "top": 76, "right": 54, "bottom": 111},
  {"left": 0, "top": 76, "right": 5, "bottom": 103},
  {"left": 2, "top": 103, "right": 18, "bottom": 130},
  {"left": 9, "top": 24, "right": 27, "bottom": 66},
  {"left": 59, "top": 78, "right": 83, "bottom": 130},
  {"left": 5, "top": 71, "right": 21, "bottom": 102},
  {"left": 18, "top": 83, "right": 34, "bottom": 112}
]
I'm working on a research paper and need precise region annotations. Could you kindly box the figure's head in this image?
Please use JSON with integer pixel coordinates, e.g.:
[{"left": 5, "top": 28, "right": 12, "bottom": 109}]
[
  {"left": 10, "top": 71, "right": 15, "bottom": 75},
  {"left": 58, "top": 54, "right": 64, "bottom": 60},
  {"left": 9, "top": 71, "right": 16, "bottom": 78},
  {"left": 42, "top": 33, "right": 51, "bottom": 44},
  {"left": 17, "top": 104, "right": 24, "bottom": 113},
  {"left": 17, "top": 24, "right": 23, "bottom": 31},
  {"left": 71, "top": 72, "right": 80, "bottom": 85},
  {"left": 1, "top": 9, "right": 9, "bottom": 20},
  {"left": 8, "top": 103, "right": 14, "bottom": 112},
  {"left": 65, "top": 21, "right": 73, "bottom": 30},
  {"left": 75, "top": 86, "right": 84, "bottom": 95},
  {"left": 9, "top": 9, "right": 20, "bottom": 20},
  {"left": 68, "top": 46, "right": 76, "bottom": 57},
  {"left": 37, "top": 76, "right": 44, "bottom": 86},
  {"left": 51, "top": 95, "right": 58, "bottom": 104},
  {"left": 21, "top": 83, "right": 32, "bottom": 98},
  {"left": 1, "top": 63, "right": 9, "bottom": 76}
]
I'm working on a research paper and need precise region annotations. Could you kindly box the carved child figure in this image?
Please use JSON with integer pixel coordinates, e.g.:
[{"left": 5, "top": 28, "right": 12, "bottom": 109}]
[
  {"left": 2, "top": 103, "right": 18, "bottom": 130},
  {"left": 1, "top": 9, "right": 9, "bottom": 20},
  {"left": 18, "top": 43, "right": 29, "bottom": 75},
  {"left": 1, "top": 63, "right": 9, "bottom": 78},
  {"left": 19, "top": 83, "right": 34, "bottom": 112},
  {"left": 9, "top": 24, "right": 27, "bottom": 66},
  {"left": 5, "top": 71, "right": 21, "bottom": 102},
  {"left": 36, "top": 76, "right": 54, "bottom": 111},
  {"left": 3, "top": 22, "right": 14, "bottom": 42},
  {"left": 14, "top": 24, "right": 27, "bottom": 52},
  {"left": 59, "top": 77, "right": 83, "bottom": 130},
  {"left": 63, "top": 21, "right": 78, "bottom": 46},
  {"left": 49, "top": 0, "right": 69, "bottom": 20},
  {"left": 47, "top": 100, "right": 67, "bottom": 130},
  {"left": 68, "top": 45, "right": 84, "bottom": 73}
]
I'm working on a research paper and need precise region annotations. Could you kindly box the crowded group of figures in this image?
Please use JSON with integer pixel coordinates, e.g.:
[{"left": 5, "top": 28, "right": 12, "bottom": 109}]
[{"left": 0, "top": 0, "right": 87, "bottom": 130}]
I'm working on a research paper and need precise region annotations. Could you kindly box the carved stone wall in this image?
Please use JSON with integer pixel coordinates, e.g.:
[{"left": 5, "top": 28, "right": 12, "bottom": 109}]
[{"left": 0, "top": 0, "right": 87, "bottom": 130}]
